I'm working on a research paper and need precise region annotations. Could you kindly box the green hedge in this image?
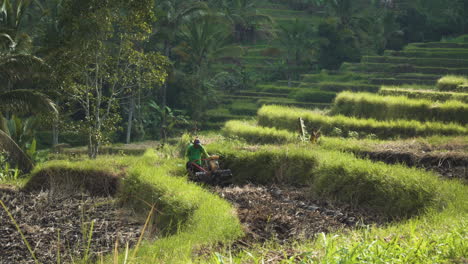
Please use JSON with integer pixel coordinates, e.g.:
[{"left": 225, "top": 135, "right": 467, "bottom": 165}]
[
  {"left": 332, "top": 91, "right": 468, "bottom": 124},
  {"left": 289, "top": 89, "right": 337, "bottom": 103},
  {"left": 258, "top": 105, "right": 468, "bottom": 139},
  {"left": 380, "top": 87, "right": 468, "bottom": 103}
]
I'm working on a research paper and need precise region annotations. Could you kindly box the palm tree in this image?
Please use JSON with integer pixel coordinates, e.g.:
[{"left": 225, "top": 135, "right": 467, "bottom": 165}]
[
  {"left": 219, "top": 0, "right": 274, "bottom": 43},
  {"left": 152, "top": 0, "right": 207, "bottom": 140},
  {"left": 175, "top": 15, "right": 243, "bottom": 74},
  {"left": 0, "top": 54, "right": 57, "bottom": 172}
]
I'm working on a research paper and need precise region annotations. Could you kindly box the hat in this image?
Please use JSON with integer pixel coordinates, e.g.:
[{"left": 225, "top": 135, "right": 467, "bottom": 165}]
[{"left": 194, "top": 139, "right": 201, "bottom": 145}]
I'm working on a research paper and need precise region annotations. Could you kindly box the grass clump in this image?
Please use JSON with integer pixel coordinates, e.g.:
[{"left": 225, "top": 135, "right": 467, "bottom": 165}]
[
  {"left": 312, "top": 149, "right": 442, "bottom": 217},
  {"left": 207, "top": 142, "right": 443, "bottom": 218},
  {"left": 380, "top": 86, "right": 468, "bottom": 103},
  {"left": 207, "top": 143, "right": 318, "bottom": 185},
  {"left": 332, "top": 91, "right": 468, "bottom": 124},
  {"left": 223, "top": 120, "right": 296, "bottom": 144},
  {"left": 258, "top": 105, "right": 468, "bottom": 139},
  {"left": 437, "top": 75, "right": 468, "bottom": 91}
]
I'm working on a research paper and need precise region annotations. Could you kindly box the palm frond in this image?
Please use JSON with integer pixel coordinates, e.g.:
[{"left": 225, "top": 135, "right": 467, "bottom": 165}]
[
  {"left": 0, "top": 128, "right": 33, "bottom": 173},
  {"left": 0, "top": 53, "right": 50, "bottom": 81},
  {"left": 0, "top": 90, "right": 58, "bottom": 115}
]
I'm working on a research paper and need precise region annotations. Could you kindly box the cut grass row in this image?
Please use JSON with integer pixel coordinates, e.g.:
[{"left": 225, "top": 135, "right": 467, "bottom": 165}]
[
  {"left": 258, "top": 105, "right": 468, "bottom": 139},
  {"left": 27, "top": 151, "right": 242, "bottom": 263},
  {"left": 332, "top": 91, "right": 468, "bottom": 124},
  {"left": 380, "top": 86, "right": 468, "bottom": 103},
  {"left": 207, "top": 141, "right": 443, "bottom": 219}
]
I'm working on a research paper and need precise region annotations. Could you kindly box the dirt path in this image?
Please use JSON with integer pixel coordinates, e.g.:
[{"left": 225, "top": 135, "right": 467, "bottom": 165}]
[
  {"left": 214, "top": 184, "right": 384, "bottom": 244},
  {"left": 0, "top": 188, "right": 142, "bottom": 264}
]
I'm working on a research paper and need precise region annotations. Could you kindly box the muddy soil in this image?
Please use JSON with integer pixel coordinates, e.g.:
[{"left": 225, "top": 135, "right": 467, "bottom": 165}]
[
  {"left": 214, "top": 184, "right": 383, "bottom": 244},
  {"left": 353, "top": 139, "right": 468, "bottom": 181},
  {"left": 0, "top": 188, "right": 142, "bottom": 264}
]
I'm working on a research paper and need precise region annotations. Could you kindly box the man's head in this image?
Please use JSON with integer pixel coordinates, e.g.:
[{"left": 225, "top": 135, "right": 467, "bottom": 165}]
[{"left": 194, "top": 139, "right": 201, "bottom": 148}]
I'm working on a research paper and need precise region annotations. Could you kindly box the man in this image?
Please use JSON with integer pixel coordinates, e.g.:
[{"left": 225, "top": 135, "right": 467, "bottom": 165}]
[{"left": 185, "top": 138, "right": 210, "bottom": 173}]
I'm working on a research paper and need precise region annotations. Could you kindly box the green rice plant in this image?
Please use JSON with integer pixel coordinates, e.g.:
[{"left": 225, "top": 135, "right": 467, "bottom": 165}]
[
  {"left": 288, "top": 89, "right": 337, "bottom": 103},
  {"left": 228, "top": 101, "right": 258, "bottom": 115},
  {"left": 258, "top": 105, "right": 468, "bottom": 139},
  {"left": 384, "top": 50, "right": 468, "bottom": 59},
  {"left": 256, "top": 97, "right": 331, "bottom": 109},
  {"left": 437, "top": 75, "right": 468, "bottom": 91},
  {"left": 380, "top": 87, "right": 468, "bottom": 103},
  {"left": 223, "top": 120, "right": 296, "bottom": 144},
  {"left": 257, "top": 84, "right": 298, "bottom": 94},
  {"left": 343, "top": 62, "right": 468, "bottom": 75},
  {"left": 406, "top": 42, "right": 468, "bottom": 49},
  {"left": 364, "top": 56, "right": 468, "bottom": 68},
  {"left": 317, "top": 82, "right": 379, "bottom": 93},
  {"left": 332, "top": 91, "right": 468, "bottom": 124},
  {"left": 300, "top": 72, "right": 370, "bottom": 83}
]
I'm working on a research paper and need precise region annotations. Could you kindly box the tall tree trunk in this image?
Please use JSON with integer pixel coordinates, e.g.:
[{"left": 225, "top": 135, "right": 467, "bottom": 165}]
[
  {"left": 126, "top": 93, "right": 135, "bottom": 144},
  {"left": 52, "top": 120, "right": 59, "bottom": 146},
  {"left": 161, "top": 40, "right": 171, "bottom": 142}
]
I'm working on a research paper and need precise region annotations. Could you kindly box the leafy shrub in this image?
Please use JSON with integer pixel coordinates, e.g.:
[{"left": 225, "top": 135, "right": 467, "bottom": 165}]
[
  {"left": 332, "top": 91, "right": 468, "bottom": 124},
  {"left": 437, "top": 75, "right": 468, "bottom": 91},
  {"left": 258, "top": 105, "right": 468, "bottom": 139}
]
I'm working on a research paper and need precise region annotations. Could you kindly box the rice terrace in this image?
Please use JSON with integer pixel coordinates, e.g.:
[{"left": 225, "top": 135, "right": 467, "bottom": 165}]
[{"left": 0, "top": 0, "right": 467, "bottom": 263}]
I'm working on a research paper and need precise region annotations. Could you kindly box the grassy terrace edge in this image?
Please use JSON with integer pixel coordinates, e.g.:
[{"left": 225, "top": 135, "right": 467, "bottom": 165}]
[
  {"left": 27, "top": 150, "right": 243, "bottom": 263},
  {"left": 258, "top": 105, "right": 468, "bottom": 139},
  {"left": 332, "top": 91, "right": 468, "bottom": 124}
]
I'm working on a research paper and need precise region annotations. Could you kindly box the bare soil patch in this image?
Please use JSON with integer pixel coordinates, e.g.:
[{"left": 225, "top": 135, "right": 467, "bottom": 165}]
[
  {"left": 0, "top": 188, "right": 142, "bottom": 264},
  {"left": 214, "top": 184, "right": 383, "bottom": 244},
  {"left": 356, "top": 139, "right": 468, "bottom": 181}
]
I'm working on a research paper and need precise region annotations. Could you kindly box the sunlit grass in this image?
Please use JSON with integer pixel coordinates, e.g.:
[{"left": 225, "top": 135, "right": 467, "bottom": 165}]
[
  {"left": 332, "top": 91, "right": 468, "bottom": 124},
  {"left": 258, "top": 105, "right": 468, "bottom": 139}
]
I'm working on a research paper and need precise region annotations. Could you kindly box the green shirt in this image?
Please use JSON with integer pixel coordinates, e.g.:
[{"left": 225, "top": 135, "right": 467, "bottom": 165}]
[{"left": 186, "top": 144, "right": 209, "bottom": 165}]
